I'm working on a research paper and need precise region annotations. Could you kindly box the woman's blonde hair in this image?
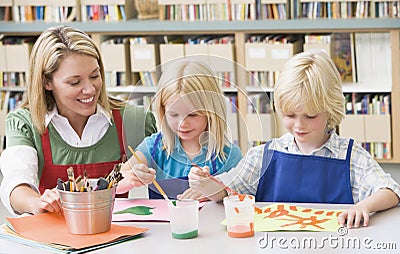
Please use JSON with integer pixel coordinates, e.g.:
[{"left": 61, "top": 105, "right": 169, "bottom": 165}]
[
  {"left": 154, "top": 59, "right": 229, "bottom": 161},
  {"left": 20, "top": 25, "right": 124, "bottom": 134},
  {"left": 274, "top": 50, "right": 345, "bottom": 132}
]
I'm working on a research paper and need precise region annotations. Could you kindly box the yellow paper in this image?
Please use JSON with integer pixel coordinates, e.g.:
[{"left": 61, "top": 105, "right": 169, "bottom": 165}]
[{"left": 254, "top": 204, "right": 344, "bottom": 232}]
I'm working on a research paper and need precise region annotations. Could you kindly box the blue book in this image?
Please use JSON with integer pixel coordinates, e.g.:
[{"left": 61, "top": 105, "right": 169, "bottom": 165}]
[{"left": 119, "top": 5, "right": 126, "bottom": 20}]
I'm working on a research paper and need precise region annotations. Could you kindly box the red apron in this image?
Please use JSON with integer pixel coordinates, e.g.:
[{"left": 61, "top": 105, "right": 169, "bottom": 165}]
[{"left": 39, "top": 110, "right": 127, "bottom": 197}]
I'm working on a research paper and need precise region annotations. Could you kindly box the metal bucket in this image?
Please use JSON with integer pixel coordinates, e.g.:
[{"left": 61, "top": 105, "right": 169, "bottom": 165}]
[{"left": 58, "top": 186, "right": 116, "bottom": 234}]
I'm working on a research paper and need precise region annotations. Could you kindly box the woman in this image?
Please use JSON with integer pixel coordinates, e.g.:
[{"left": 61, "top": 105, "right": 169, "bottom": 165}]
[{"left": 0, "top": 26, "right": 157, "bottom": 215}]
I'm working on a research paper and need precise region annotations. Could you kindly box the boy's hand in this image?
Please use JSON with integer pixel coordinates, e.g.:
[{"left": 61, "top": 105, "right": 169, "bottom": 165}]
[
  {"left": 338, "top": 203, "right": 370, "bottom": 228},
  {"left": 188, "top": 166, "right": 212, "bottom": 192},
  {"left": 188, "top": 166, "right": 226, "bottom": 200}
]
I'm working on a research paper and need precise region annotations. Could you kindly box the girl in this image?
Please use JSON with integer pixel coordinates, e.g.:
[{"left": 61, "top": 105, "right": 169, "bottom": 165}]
[
  {"left": 118, "top": 59, "right": 242, "bottom": 199},
  {"left": 188, "top": 50, "right": 400, "bottom": 228}
]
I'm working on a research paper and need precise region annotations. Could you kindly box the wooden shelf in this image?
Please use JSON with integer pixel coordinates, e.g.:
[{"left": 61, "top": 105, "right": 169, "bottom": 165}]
[
  {"left": 1, "top": 19, "right": 399, "bottom": 35},
  {"left": 1, "top": 19, "right": 399, "bottom": 163}
]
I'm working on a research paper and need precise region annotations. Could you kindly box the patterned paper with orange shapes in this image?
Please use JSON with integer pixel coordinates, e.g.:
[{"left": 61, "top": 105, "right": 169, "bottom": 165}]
[{"left": 254, "top": 204, "right": 344, "bottom": 232}]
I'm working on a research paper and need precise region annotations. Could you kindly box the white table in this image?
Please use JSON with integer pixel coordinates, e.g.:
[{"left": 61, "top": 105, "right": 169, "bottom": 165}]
[{"left": 0, "top": 202, "right": 399, "bottom": 254}]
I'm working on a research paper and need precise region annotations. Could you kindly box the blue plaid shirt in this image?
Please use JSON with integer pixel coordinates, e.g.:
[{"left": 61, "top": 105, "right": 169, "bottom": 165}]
[{"left": 218, "top": 132, "right": 400, "bottom": 204}]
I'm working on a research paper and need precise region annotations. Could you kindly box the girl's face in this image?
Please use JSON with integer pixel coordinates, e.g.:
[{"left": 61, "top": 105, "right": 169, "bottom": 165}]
[
  {"left": 164, "top": 95, "right": 208, "bottom": 146},
  {"left": 45, "top": 54, "right": 102, "bottom": 123},
  {"left": 283, "top": 107, "right": 330, "bottom": 153}
]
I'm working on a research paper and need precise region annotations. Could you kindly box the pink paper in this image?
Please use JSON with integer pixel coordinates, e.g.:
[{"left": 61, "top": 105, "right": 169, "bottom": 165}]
[{"left": 112, "top": 198, "right": 206, "bottom": 222}]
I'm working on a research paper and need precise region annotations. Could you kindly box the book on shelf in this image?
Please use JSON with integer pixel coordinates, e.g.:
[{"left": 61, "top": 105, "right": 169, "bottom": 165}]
[
  {"left": 304, "top": 33, "right": 356, "bottom": 83},
  {"left": 354, "top": 32, "right": 391, "bottom": 85},
  {"left": 230, "top": 0, "right": 257, "bottom": 20},
  {"left": 81, "top": 0, "right": 136, "bottom": 22},
  {"left": 298, "top": 0, "right": 374, "bottom": 19},
  {"left": 129, "top": 37, "right": 160, "bottom": 87},
  {"left": 206, "top": 0, "right": 231, "bottom": 21},
  {"left": 374, "top": 0, "right": 399, "bottom": 18},
  {"left": 12, "top": 2, "right": 78, "bottom": 22},
  {"left": 331, "top": 33, "right": 355, "bottom": 83},
  {"left": 0, "top": 5, "right": 12, "bottom": 21},
  {"left": 158, "top": 0, "right": 208, "bottom": 21},
  {"left": 101, "top": 37, "right": 130, "bottom": 87},
  {"left": 341, "top": 93, "right": 391, "bottom": 159},
  {"left": 259, "top": 0, "right": 288, "bottom": 20},
  {"left": 0, "top": 36, "right": 34, "bottom": 88}
]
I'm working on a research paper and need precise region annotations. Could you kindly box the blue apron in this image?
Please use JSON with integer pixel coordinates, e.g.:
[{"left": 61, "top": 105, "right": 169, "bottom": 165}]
[
  {"left": 255, "top": 139, "right": 354, "bottom": 204},
  {"left": 148, "top": 133, "right": 217, "bottom": 199}
]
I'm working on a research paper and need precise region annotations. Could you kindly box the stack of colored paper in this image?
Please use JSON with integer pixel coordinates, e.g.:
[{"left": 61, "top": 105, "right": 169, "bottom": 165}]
[{"left": 0, "top": 212, "right": 148, "bottom": 253}]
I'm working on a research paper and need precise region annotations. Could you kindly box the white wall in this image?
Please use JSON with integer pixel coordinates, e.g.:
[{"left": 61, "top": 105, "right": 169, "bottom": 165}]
[{"left": 382, "top": 164, "right": 400, "bottom": 183}]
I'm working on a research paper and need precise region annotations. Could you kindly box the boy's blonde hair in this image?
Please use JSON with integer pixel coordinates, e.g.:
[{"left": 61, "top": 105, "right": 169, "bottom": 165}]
[
  {"left": 154, "top": 59, "right": 229, "bottom": 161},
  {"left": 20, "top": 25, "right": 124, "bottom": 134},
  {"left": 274, "top": 50, "right": 345, "bottom": 132}
]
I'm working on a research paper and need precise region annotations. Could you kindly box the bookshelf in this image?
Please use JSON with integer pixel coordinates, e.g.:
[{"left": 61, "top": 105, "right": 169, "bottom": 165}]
[{"left": 0, "top": 19, "right": 399, "bottom": 164}]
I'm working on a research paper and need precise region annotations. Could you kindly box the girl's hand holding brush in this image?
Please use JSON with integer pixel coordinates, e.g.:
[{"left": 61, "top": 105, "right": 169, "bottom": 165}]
[{"left": 117, "top": 150, "right": 156, "bottom": 194}]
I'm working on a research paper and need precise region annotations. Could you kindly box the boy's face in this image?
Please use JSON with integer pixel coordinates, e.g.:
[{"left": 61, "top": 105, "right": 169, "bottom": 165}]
[{"left": 283, "top": 107, "right": 330, "bottom": 153}]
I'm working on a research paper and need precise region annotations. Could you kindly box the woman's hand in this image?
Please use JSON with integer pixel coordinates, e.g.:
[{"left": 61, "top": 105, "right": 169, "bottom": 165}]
[{"left": 30, "top": 188, "right": 62, "bottom": 215}]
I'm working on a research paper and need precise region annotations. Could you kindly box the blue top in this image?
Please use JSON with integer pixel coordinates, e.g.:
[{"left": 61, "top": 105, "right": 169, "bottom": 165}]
[
  {"left": 137, "top": 132, "right": 243, "bottom": 179},
  {"left": 255, "top": 139, "right": 354, "bottom": 204}
]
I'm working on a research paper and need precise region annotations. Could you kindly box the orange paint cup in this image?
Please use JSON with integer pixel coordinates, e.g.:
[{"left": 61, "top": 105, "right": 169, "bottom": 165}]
[{"left": 223, "top": 194, "right": 255, "bottom": 238}]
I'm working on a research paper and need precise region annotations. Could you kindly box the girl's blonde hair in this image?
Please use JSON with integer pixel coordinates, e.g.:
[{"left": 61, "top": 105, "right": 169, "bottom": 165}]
[
  {"left": 274, "top": 50, "right": 345, "bottom": 132},
  {"left": 20, "top": 25, "right": 124, "bottom": 134},
  {"left": 154, "top": 59, "right": 229, "bottom": 161}
]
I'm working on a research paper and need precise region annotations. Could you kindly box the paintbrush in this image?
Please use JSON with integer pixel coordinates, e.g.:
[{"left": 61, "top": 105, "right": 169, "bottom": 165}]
[
  {"left": 66, "top": 167, "right": 77, "bottom": 192},
  {"left": 128, "top": 145, "right": 173, "bottom": 204}
]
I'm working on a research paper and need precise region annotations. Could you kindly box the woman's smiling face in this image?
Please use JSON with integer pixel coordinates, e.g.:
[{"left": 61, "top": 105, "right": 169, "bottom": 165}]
[{"left": 45, "top": 53, "right": 102, "bottom": 122}]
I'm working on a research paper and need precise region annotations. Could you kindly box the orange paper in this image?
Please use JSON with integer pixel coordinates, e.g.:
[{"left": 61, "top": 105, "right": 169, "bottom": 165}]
[{"left": 7, "top": 213, "right": 148, "bottom": 249}]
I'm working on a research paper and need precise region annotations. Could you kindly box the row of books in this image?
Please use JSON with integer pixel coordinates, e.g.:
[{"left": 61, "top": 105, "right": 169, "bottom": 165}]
[
  {"left": 81, "top": 4, "right": 127, "bottom": 21},
  {"left": 341, "top": 93, "right": 391, "bottom": 159},
  {"left": 158, "top": 1, "right": 281, "bottom": 21},
  {"left": 12, "top": 5, "right": 76, "bottom": 22},
  {"left": 0, "top": 0, "right": 136, "bottom": 22},
  {"left": 158, "top": 0, "right": 399, "bottom": 21},
  {"left": 345, "top": 93, "right": 390, "bottom": 115},
  {"left": 1, "top": 1, "right": 398, "bottom": 22},
  {"left": 1, "top": 72, "right": 26, "bottom": 87},
  {"left": 299, "top": 1, "right": 399, "bottom": 19},
  {"left": 0, "top": 37, "right": 33, "bottom": 87}
]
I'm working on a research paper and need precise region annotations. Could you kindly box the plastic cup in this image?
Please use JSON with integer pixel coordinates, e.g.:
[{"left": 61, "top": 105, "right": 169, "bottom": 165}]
[
  {"left": 168, "top": 199, "right": 199, "bottom": 239},
  {"left": 58, "top": 185, "right": 116, "bottom": 234},
  {"left": 223, "top": 194, "right": 255, "bottom": 238}
]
